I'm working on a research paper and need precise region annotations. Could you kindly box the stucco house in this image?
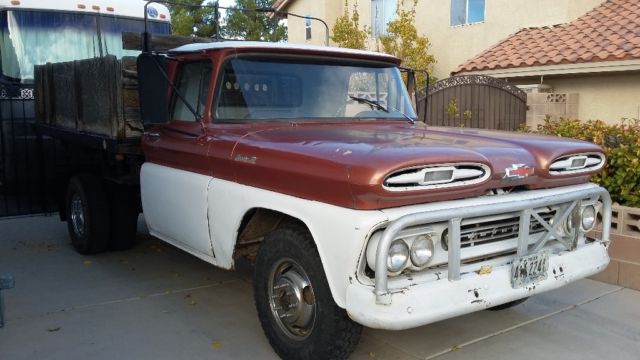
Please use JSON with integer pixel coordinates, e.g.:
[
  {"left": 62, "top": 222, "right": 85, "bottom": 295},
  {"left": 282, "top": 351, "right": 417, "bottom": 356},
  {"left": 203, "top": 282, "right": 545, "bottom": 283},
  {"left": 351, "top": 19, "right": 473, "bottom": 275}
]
[
  {"left": 454, "top": 0, "right": 640, "bottom": 125},
  {"left": 272, "top": 0, "right": 604, "bottom": 79}
]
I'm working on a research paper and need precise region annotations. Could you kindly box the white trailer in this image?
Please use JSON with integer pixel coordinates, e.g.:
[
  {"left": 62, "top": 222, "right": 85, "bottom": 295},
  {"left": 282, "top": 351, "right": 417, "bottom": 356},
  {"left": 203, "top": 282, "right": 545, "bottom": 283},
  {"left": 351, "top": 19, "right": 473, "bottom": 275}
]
[{"left": 0, "top": 0, "right": 171, "bottom": 83}]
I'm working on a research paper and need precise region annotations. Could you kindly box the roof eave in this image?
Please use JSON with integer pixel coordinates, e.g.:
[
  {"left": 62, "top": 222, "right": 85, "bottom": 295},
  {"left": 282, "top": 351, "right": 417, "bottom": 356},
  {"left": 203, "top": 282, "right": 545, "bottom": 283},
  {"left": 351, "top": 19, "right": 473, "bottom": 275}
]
[
  {"left": 455, "top": 59, "right": 640, "bottom": 78},
  {"left": 272, "top": 0, "right": 292, "bottom": 11}
]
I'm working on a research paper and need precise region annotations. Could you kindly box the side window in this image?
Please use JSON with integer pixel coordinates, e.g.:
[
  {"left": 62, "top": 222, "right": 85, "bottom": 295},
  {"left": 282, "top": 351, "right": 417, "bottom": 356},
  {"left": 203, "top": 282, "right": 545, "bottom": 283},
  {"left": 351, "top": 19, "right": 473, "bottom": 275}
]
[
  {"left": 371, "top": 0, "right": 397, "bottom": 38},
  {"left": 171, "top": 61, "right": 212, "bottom": 122},
  {"left": 451, "top": 0, "right": 485, "bottom": 26}
]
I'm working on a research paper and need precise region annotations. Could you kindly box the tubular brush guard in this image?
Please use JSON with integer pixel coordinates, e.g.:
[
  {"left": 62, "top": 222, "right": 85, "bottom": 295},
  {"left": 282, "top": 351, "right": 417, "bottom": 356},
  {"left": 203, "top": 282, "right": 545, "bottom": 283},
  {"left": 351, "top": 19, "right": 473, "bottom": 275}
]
[{"left": 374, "top": 186, "right": 612, "bottom": 305}]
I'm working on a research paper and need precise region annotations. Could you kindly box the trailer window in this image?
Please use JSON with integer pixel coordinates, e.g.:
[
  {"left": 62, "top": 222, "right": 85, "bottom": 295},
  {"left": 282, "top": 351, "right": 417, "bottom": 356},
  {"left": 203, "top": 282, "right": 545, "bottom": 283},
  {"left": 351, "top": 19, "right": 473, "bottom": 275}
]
[
  {"left": 171, "top": 61, "right": 212, "bottom": 122},
  {"left": 0, "top": 10, "right": 170, "bottom": 82}
]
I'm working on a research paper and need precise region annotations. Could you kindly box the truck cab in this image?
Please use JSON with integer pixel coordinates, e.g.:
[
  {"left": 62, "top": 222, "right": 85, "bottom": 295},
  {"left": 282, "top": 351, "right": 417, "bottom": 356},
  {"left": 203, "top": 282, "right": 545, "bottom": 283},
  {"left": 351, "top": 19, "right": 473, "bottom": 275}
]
[{"left": 137, "top": 42, "right": 611, "bottom": 359}]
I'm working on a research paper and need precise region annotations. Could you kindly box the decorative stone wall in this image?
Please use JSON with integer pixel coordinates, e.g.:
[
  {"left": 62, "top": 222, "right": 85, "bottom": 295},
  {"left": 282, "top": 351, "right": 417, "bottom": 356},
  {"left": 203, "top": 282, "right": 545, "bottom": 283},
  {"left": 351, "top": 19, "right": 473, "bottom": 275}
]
[
  {"left": 591, "top": 205, "right": 640, "bottom": 290},
  {"left": 526, "top": 92, "right": 580, "bottom": 128}
]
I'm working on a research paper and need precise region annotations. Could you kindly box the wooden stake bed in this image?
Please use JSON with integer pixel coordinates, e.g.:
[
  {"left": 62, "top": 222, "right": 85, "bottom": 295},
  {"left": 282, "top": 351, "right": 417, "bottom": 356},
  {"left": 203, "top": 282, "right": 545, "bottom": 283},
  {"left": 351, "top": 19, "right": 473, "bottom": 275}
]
[
  {"left": 34, "top": 55, "right": 143, "bottom": 140},
  {"left": 122, "top": 32, "right": 215, "bottom": 52}
]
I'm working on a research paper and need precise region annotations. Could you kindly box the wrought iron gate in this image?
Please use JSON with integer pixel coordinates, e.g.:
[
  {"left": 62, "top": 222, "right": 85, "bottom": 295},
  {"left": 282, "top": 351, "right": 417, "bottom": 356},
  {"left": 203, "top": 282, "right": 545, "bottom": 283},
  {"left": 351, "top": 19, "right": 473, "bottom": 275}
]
[
  {"left": 419, "top": 75, "right": 527, "bottom": 131},
  {"left": 0, "top": 87, "right": 57, "bottom": 217}
]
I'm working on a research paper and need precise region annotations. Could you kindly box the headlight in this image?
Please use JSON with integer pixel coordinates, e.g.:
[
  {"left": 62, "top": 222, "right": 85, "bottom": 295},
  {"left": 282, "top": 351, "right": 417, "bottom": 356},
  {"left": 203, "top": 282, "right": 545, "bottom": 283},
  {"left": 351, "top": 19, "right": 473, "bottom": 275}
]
[
  {"left": 563, "top": 214, "right": 576, "bottom": 234},
  {"left": 387, "top": 239, "right": 409, "bottom": 273},
  {"left": 581, "top": 205, "right": 597, "bottom": 231},
  {"left": 410, "top": 235, "right": 434, "bottom": 267}
]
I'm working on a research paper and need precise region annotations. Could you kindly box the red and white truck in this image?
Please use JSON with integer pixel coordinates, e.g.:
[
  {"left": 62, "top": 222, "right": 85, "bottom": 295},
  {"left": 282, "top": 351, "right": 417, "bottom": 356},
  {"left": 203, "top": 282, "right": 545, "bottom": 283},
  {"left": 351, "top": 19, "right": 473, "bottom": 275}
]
[{"left": 36, "top": 37, "right": 612, "bottom": 359}]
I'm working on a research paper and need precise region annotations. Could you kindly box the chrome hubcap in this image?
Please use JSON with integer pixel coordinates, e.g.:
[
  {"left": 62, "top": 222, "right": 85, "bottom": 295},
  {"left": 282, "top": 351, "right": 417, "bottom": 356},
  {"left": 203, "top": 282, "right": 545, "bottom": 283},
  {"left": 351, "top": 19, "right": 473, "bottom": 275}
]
[
  {"left": 268, "top": 258, "right": 316, "bottom": 340},
  {"left": 70, "top": 194, "right": 85, "bottom": 237}
]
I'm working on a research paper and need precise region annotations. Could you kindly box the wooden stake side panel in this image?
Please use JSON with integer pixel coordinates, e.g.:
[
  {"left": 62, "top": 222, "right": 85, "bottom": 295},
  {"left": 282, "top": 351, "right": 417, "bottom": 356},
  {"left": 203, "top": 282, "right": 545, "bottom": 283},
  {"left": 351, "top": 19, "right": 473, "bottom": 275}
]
[
  {"left": 34, "top": 56, "right": 143, "bottom": 139},
  {"left": 122, "top": 32, "right": 214, "bottom": 52}
]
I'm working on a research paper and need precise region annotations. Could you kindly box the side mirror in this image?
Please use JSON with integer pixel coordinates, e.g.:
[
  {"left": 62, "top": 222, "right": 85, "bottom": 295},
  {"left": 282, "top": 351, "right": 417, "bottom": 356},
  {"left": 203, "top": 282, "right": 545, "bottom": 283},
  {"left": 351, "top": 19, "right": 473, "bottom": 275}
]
[
  {"left": 400, "top": 67, "right": 418, "bottom": 112},
  {"left": 406, "top": 70, "right": 418, "bottom": 110},
  {"left": 137, "top": 53, "right": 170, "bottom": 127}
]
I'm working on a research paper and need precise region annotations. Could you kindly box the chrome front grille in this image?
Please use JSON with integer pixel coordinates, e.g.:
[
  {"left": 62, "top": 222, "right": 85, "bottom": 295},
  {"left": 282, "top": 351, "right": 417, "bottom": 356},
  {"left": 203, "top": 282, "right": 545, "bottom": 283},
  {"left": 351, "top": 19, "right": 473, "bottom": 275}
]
[{"left": 442, "top": 211, "right": 555, "bottom": 250}]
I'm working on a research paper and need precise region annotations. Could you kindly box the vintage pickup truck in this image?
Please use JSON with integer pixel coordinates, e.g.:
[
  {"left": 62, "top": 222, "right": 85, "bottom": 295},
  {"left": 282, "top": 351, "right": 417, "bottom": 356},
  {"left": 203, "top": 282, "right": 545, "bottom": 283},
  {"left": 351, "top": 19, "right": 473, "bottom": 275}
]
[{"left": 36, "top": 41, "right": 611, "bottom": 359}]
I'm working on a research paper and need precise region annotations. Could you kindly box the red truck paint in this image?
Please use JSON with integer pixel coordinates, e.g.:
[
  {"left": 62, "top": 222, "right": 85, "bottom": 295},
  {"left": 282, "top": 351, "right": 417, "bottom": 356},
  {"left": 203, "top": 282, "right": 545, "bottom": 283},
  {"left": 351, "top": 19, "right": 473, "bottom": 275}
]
[
  {"left": 143, "top": 47, "right": 603, "bottom": 210},
  {"left": 144, "top": 119, "right": 602, "bottom": 210}
]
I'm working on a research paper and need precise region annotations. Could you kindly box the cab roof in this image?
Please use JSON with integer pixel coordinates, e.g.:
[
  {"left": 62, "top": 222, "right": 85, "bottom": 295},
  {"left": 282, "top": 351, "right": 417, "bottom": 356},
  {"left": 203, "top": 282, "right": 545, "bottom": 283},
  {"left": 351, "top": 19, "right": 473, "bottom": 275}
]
[{"left": 170, "top": 41, "right": 400, "bottom": 64}]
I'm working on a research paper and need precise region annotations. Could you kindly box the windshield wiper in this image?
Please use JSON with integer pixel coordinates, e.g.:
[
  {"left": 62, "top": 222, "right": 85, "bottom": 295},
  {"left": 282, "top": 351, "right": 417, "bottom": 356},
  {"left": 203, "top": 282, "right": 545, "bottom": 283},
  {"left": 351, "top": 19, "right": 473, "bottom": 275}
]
[
  {"left": 349, "top": 95, "right": 389, "bottom": 112},
  {"left": 348, "top": 95, "right": 416, "bottom": 124}
]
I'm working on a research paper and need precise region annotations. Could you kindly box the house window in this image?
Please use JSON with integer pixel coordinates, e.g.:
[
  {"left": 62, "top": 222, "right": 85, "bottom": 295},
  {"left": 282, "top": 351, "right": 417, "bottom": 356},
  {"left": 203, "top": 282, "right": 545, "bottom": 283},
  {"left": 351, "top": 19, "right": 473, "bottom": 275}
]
[
  {"left": 305, "top": 16, "right": 312, "bottom": 40},
  {"left": 371, "top": 0, "right": 397, "bottom": 38},
  {"left": 451, "top": 0, "right": 485, "bottom": 26}
]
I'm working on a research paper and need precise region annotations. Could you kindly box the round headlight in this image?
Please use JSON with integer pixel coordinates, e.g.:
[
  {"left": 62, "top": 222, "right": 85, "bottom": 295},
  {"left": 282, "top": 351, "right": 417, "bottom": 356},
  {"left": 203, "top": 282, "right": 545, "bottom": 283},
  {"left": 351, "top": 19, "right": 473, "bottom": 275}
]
[
  {"left": 563, "top": 214, "right": 576, "bottom": 235},
  {"left": 410, "top": 235, "right": 434, "bottom": 267},
  {"left": 581, "top": 205, "right": 597, "bottom": 231},
  {"left": 387, "top": 239, "right": 409, "bottom": 273}
]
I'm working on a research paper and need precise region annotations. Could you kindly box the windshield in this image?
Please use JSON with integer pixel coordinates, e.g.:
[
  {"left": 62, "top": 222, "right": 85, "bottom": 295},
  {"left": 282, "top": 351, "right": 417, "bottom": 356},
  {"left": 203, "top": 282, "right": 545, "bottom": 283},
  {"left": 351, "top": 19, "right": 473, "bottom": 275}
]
[
  {"left": 0, "top": 10, "right": 170, "bottom": 82},
  {"left": 215, "top": 58, "right": 417, "bottom": 121}
]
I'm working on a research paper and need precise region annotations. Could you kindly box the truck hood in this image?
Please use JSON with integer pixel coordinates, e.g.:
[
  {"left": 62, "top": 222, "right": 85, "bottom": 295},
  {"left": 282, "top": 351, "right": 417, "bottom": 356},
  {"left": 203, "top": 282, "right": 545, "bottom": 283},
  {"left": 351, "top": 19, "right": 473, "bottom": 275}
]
[{"left": 231, "top": 121, "right": 603, "bottom": 209}]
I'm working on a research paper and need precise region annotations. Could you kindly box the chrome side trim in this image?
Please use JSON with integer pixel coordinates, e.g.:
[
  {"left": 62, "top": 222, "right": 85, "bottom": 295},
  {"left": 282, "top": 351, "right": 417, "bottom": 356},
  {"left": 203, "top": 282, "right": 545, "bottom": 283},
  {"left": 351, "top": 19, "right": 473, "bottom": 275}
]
[
  {"left": 383, "top": 163, "right": 491, "bottom": 192},
  {"left": 549, "top": 153, "right": 605, "bottom": 175}
]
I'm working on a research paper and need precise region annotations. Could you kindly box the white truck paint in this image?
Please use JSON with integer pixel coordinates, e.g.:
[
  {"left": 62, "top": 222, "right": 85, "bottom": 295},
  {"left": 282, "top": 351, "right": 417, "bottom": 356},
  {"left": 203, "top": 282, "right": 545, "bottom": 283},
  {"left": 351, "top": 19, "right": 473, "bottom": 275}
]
[
  {"left": 141, "top": 162, "right": 389, "bottom": 307},
  {"left": 141, "top": 161, "right": 610, "bottom": 321}
]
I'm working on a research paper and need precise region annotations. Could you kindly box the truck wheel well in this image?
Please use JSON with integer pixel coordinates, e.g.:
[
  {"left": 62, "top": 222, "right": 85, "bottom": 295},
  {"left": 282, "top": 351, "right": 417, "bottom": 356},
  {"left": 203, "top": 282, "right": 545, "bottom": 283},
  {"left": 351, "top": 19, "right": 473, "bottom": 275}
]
[{"left": 233, "top": 208, "right": 309, "bottom": 262}]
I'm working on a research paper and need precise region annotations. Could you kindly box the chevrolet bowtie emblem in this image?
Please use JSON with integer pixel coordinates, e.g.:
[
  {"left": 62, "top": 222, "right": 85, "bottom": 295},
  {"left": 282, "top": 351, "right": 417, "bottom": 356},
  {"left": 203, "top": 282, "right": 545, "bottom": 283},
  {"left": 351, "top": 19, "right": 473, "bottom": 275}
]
[{"left": 504, "top": 164, "right": 534, "bottom": 180}]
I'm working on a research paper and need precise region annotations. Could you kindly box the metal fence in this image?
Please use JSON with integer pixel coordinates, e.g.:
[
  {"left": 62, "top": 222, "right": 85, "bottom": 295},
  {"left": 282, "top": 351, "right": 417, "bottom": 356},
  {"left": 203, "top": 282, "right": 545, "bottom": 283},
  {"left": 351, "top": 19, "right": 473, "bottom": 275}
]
[
  {"left": 419, "top": 75, "right": 527, "bottom": 131},
  {"left": 0, "top": 87, "right": 57, "bottom": 217}
]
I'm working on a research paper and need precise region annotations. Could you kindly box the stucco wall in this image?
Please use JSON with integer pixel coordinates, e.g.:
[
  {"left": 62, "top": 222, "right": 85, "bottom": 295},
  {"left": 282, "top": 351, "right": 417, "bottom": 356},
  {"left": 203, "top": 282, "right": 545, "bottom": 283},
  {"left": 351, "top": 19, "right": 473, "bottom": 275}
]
[
  {"left": 283, "top": 0, "right": 604, "bottom": 78},
  {"left": 415, "top": 0, "right": 604, "bottom": 79},
  {"left": 515, "top": 72, "right": 640, "bottom": 124},
  {"left": 285, "top": 0, "right": 341, "bottom": 46},
  {"left": 591, "top": 205, "right": 640, "bottom": 291}
]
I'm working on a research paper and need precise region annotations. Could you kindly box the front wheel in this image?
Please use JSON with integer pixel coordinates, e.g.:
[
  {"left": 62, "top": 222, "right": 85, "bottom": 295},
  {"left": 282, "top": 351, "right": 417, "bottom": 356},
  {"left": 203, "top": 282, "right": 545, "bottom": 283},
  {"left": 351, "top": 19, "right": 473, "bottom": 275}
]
[{"left": 254, "top": 223, "right": 362, "bottom": 360}]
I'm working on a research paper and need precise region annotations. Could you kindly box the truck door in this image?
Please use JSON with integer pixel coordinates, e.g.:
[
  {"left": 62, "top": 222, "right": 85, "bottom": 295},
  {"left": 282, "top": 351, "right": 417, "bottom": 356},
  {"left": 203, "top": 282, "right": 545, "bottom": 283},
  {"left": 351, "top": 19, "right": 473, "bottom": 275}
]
[{"left": 141, "top": 60, "right": 216, "bottom": 258}]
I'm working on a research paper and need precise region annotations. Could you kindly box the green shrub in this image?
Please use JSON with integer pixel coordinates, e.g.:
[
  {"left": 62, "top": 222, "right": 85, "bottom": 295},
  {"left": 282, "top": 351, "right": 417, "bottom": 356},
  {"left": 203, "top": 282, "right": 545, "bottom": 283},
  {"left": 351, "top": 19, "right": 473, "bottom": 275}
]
[{"left": 520, "top": 117, "right": 640, "bottom": 207}]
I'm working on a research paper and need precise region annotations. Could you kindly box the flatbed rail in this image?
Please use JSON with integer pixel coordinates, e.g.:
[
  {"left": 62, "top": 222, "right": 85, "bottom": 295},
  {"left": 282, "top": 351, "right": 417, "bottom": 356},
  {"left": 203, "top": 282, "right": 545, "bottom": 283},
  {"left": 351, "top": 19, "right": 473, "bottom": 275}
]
[{"left": 34, "top": 124, "right": 142, "bottom": 155}]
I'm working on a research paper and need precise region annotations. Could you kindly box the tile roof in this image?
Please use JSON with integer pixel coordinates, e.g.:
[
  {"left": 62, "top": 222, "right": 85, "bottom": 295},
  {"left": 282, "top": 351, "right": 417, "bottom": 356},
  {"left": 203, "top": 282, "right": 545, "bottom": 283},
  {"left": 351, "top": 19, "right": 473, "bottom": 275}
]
[{"left": 454, "top": 0, "right": 640, "bottom": 74}]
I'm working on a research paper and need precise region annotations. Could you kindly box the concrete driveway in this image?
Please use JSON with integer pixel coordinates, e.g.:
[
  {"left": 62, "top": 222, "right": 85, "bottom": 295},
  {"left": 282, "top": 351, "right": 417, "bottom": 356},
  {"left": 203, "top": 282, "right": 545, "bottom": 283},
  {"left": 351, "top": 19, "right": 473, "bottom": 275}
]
[{"left": 1, "top": 215, "right": 639, "bottom": 360}]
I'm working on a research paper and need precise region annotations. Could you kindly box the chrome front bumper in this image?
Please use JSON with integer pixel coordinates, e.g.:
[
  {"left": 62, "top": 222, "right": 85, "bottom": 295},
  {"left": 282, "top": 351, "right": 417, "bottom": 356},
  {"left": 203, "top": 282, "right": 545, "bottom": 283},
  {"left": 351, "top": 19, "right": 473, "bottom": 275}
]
[{"left": 347, "top": 242, "right": 609, "bottom": 330}]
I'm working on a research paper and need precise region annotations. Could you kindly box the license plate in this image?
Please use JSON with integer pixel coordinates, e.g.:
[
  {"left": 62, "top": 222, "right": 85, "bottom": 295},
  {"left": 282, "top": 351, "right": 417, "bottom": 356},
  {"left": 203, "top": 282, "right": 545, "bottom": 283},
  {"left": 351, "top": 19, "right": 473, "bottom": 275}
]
[{"left": 511, "top": 251, "right": 549, "bottom": 288}]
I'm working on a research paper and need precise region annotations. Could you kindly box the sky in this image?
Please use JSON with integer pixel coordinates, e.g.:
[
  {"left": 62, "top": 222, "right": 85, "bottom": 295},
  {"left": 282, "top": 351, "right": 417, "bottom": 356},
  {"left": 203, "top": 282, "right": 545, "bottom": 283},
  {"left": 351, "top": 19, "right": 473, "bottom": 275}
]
[
  {"left": 218, "top": 0, "right": 236, "bottom": 14},
  {"left": 218, "top": 0, "right": 236, "bottom": 7}
]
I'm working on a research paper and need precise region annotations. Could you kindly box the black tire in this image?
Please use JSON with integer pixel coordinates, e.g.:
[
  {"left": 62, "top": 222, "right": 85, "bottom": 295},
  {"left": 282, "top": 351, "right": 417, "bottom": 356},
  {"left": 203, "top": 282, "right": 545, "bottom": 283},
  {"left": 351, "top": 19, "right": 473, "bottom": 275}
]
[
  {"left": 65, "top": 175, "right": 110, "bottom": 254},
  {"left": 487, "top": 297, "right": 529, "bottom": 311},
  {"left": 254, "top": 223, "right": 362, "bottom": 360},
  {"left": 108, "top": 184, "right": 139, "bottom": 251}
]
